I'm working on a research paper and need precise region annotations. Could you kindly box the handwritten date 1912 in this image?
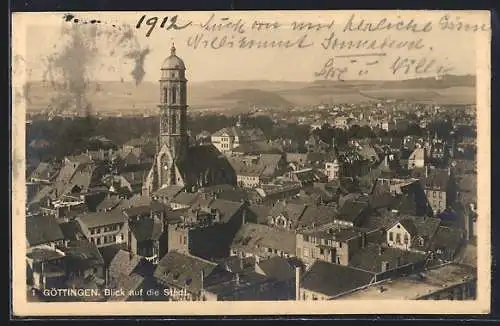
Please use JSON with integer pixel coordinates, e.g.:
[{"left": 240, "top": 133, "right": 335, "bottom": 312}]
[
  {"left": 390, "top": 56, "right": 454, "bottom": 77},
  {"left": 136, "top": 15, "right": 192, "bottom": 37}
]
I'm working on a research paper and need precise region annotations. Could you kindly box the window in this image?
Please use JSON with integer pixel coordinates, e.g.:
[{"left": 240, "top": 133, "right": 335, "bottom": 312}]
[
  {"left": 171, "top": 87, "right": 177, "bottom": 103},
  {"left": 163, "top": 88, "right": 168, "bottom": 102},
  {"left": 268, "top": 248, "right": 273, "bottom": 253},
  {"left": 96, "top": 228, "right": 101, "bottom": 234},
  {"left": 303, "top": 235, "right": 309, "bottom": 242},
  {"left": 90, "top": 229, "right": 95, "bottom": 235},
  {"left": 172, "top": 114, "right": 177, "bottom": 133},
  {"left": 121, "top": 234, "right": 124, "bottom": 241},
  {"left": 404, "top": 234, "right": 409, "bottom": 244},
  {"left": 396, "top": 233, "right": 401, "bottom": 244},
  {"left": 339, "top": 242, "right": 342, "bottom": 249},
  {"left": 389, "top": 232, "right": 394, "bottom": 241},
  {"left": 320, "top": 248, "right": 324, "bottom": 255},
  {"left": 183, "top": 236, "right": 187, "bottom": 245},
  {"left": 96, "top": 237, "right": 101, "bottom": 245},
  {"left": 303, "top": 248, "right": 309, "bottom": 257}
]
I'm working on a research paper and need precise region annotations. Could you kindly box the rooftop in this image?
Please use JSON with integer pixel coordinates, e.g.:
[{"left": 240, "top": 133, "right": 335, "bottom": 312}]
[{"left": 335, "top": 263, "right": 476, "bottom": 300}]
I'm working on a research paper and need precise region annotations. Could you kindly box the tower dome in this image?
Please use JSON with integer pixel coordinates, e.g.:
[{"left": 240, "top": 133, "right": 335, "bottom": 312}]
[{"left": 161, "top": 44, "right": 185, "bottom": 70}]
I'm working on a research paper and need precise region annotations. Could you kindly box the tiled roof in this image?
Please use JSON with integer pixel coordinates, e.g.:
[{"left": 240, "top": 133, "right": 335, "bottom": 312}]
[
  {"left": 209, "top": 199, "right": 244, "bottom": 223},
  {"left": 257, "top": 256, "right": 295, "bottom": 282},
  {"left": 248, "top": 204, "right": 273, "bottom": 224},
  {"left": 300, "top": 261, "right": 375, "bottom": 297},
  {"left": 59, "top": 220, "right": 85, "bottom": 241},
  {"left": 26, "top": 215, "right": 65, "bottom": 247},
  {"left": 109, "top": 249, "right": 142, "bottom": 278},
  {"left": 348, "top": 243, "right": 426, "bottom": 273},
  {"left": 76, "top": 210, "right": 126, "bottom": 229},
  {"left": 172, "top": 192, "right": 200, "bottom": 206},
  {"left": 268, "top": 201, "right": 307, "bottom": 227},
  {"left": 154, "top": 251, "right": 218, "bottom": 294},
  {"left": 62, "top": 240, "right": 105, "bottom": 270},
  {"left": 30, "top": 162, "right": 59, "bottom": 180},
  {"left": 337, "top": 200, "right": 368, "bottom": 223},
  {"left": 231, "top": 223, "right": 296, "bottom": 255},
  {"left": 154, "top": 185, "right": 185, "bottom": 199},
  {"left": 297, "top": 205, "right": 337, "bottom": 228}
]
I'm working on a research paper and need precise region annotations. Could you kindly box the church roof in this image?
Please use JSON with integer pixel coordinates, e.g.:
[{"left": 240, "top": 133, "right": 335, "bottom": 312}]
[{"left": 161, "top": 44, "right": 185, "bottom": 70}]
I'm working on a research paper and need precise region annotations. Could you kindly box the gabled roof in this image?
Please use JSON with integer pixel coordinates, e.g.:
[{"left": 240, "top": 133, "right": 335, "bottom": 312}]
[
  {"left": 154, "top": 251, "right": 218, "bottom": 294},
  {"left": 268, "top": 200, "right": 307, "bottom": 227},
  {"left": 348, "top": 243, "right": 426, "bottom": 273},
  {"left": 231, "top": 223, "right": 296, "bottom": 255},
  {"left": 26, "top": 215, "right": 65, "bottom": 247},
  {"left": 297, "top": 205, "right": 337, "bottom": 228},
  {"left": 301, "top": 261, "right": 375, "bottom": 297},
  {"left": 337, "top": 200, "right": 368, "bottom": 223},
  {"left": 257, "top": 256, "right": 295, "bottom": 282},
  {"left": 390, "top": 218, "right": 418, "bottom": 237},
  {"left": 76, "top": 210, "right": 126, "bottom": 229},
  {"left": 171, "top": 191, "right": 200, "bottom": 206},
  {"left": 62, "top": 240, "right": 105, "bottom": 270},
  {"left": 109, "top": 249, "right": 142, "bottom": 278},
  {"left": 208, "top": 199, "right": 244, "bottom": 223},
  {"left": 154, "top": 184, "right": 185, "bottom": 199}
]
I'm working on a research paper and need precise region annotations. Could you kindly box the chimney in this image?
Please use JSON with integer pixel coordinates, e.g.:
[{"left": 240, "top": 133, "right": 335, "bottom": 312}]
[{"left": 295, "top": 267, "right": 301, "bottom": 300}]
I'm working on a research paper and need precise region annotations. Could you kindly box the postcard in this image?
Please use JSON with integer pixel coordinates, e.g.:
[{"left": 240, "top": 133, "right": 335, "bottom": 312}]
[{"left": 11, "top": 10, "right": 491, "bottom": 316}]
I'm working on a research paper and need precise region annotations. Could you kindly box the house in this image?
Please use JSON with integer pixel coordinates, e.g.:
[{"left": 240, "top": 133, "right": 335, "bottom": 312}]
[
  {"left": 324, "top": 157, "right": 341, "bottom": 181},
  {"left": 428, "top": 226, "right": 466, "bottom": 262},
  {"left": 75, "top": 210, "right": 129, "bottom": 248},
  {"left": 62, "top": 240, "right": 106, "bottom": 285},
  {"left": 170, "top": 191, "right": 200, "bottom": 210},
  {"left": 153, "top": 250, "right": 231, "bottom": 301},
  {"left": 26, "top": 216, "right": 67, "bottom": 292},
  {"left": 128, "top": 216, "right": 164, "bottom": 264},
  {"left": 231, "top": 222, "right": 296, "bottom": 259},
  {"left": 386, "top": 216, "right": 441, "bottom": 253},
  {"left": 289, "top": 168, "right": 328, "bottom": 187},
  {"left": 29, "top": 162, "right": 60, "bottom": 184},
  {"left": 335, "top": 199, "right": 370, "bottom": 227},
  {"left": 347, "top": 243, "right": 427, "bottom": 281},
  {"left": 204, "top": 256, "right": 297, "bottom": 301},
  {"left": 298, "top": 261, "right": 375, "bottom": 300},
  {"left": 296, "top": 223, "right": 384, "bottom": 267},
  {"left": 152, "top": 185, "right": 185, "bottom": 204},
  {"left": 26, "top": 214, "right": 66, "bottom": 250},
  {"left": 167, "top": 199, "right": 247, "bottom": 260},
  {"left": 105, "top": 249, "right": 146, "bottom": 301},
  {"left": 266, "top": 200, "right": 307, "bottom": 230},
  {"left": 295, "top": 204, "right": 337, "bottom": 229},
  {"left": 424, "top": 168, "right": 457, "bottom": 215},
  {"left": 211, "top": 125, "right": 266, "bottom": 155}
]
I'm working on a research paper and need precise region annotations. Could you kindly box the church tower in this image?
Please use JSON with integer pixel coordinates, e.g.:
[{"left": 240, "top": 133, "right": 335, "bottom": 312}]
[
  {"left": 159, "top": 44, "right": 188, "bottom": 157},
  {"left": 156, "top": 44, "right": 189, "bottom": 187}
]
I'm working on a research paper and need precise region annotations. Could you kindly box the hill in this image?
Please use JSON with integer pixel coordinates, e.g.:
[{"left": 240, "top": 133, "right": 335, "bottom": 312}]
[{"left": 23, "top": 75, "right": 476, "bottom": 114}]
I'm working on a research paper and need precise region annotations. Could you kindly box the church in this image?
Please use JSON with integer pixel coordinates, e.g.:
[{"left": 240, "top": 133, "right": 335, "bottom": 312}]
[{"left": 142, "top": 45, "right": 237, "bottom": 196}]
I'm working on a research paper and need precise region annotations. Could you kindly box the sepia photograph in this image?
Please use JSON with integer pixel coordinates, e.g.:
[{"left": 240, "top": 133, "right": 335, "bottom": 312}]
[{"left": 11, "top": 10, "right": 491, "bottom": 316}]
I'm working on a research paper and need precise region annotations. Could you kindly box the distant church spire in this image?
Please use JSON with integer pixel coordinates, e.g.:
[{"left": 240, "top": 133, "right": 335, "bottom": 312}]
[{"left": 171, "top": 43, "right": 176, "bottom": 56}]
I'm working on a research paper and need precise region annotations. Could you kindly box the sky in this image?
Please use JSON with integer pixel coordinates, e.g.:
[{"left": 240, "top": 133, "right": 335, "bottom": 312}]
[{"left": 12, "top": 11, "right": 489, "bottom": 84}]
